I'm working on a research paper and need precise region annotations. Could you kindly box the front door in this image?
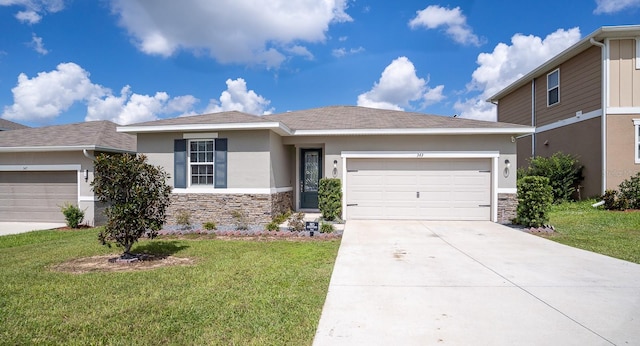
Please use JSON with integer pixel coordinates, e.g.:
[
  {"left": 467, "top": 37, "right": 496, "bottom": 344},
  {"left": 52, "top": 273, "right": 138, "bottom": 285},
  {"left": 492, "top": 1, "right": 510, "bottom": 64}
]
[{"left": 300, "top": 148, "right": 322, "bottom": 209}]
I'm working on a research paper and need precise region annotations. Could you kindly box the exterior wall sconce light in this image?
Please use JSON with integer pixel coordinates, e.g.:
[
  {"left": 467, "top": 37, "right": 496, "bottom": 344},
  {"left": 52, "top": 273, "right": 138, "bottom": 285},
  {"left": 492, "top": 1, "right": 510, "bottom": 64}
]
[
  {"left": 503, "top": 159, "right": 511, "bottom": 178},
  {"left": 332, "top": 160, "right": 338, "bottom": 178},
  {"left": 84, "top": 169, "right": 89, "bottom": 182}
]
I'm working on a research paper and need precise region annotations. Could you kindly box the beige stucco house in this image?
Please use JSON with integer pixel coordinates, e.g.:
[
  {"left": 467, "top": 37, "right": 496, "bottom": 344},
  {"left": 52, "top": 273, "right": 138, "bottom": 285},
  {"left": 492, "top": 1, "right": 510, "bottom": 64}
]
[
  {"left": 119, "top": 106, "right": 533, "bottom": 226},
  {"left": 489, "top": 25, "right": 640, "bottom": 198},
  {"left": 0, "top": 121, "right": 136, "bottom": 225}
]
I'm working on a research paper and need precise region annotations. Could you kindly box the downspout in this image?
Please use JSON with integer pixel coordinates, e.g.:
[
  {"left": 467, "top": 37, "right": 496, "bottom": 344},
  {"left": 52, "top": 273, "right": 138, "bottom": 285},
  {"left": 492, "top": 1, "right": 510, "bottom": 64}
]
[
  {"left": 83, "top": 149, "right": 96, "bottom": 161},
  {"left": 590, "top": 37, "right": 606, "bottom": 194},
  {"left": 531, "top": 79, "right": 536, "bottom": 157}
]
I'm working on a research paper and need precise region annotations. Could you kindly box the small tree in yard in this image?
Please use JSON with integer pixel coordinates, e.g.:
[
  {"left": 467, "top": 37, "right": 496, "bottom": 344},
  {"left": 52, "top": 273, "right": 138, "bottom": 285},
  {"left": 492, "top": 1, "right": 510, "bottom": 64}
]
[{"left": 92, "top": 153, "right": 172, "bottom": 258}]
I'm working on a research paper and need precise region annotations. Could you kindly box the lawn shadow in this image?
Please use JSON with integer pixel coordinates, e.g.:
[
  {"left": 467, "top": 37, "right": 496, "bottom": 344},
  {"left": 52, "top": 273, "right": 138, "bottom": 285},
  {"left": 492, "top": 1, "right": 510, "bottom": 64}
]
[{"left": 132, "top": 240, "right": 190, "bottom": 259}]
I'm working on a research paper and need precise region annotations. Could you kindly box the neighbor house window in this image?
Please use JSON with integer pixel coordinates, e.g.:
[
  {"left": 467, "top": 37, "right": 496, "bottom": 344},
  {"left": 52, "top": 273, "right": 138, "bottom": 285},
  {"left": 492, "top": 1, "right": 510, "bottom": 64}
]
[
  {"left": 635, "top": 119, "right": 640, "bottom": 164},
  {"left": 547, "top": 69, "right": 560, "bottom": 106},
  {"left": 189, "top": 140, "right": 215, "bottom": 185}
]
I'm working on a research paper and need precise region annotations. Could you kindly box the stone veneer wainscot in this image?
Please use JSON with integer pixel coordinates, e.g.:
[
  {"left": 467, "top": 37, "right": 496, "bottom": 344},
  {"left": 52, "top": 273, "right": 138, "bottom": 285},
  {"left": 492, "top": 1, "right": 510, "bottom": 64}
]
[
  {"left": 166, "top": 191, "right": 293, "bottom": 227},
  {"left": 497, "top": 193, "right": 518, "bottom": 224}
]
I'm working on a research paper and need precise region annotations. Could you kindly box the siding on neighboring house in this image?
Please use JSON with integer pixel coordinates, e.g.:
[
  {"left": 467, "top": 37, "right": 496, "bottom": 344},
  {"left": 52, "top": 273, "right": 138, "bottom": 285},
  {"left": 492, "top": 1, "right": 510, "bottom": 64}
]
[
  {"left": 534, "top": 45, "right": 602, "bottom": 127},
  {"left": 497, "top": 82, "right": 532, "bottom": 125},
  {"left": 606, "top": 114, "right": 640, "bottom": 189},
  {"left": 609, "top": 39, "right": 640, "bottom": 107}
]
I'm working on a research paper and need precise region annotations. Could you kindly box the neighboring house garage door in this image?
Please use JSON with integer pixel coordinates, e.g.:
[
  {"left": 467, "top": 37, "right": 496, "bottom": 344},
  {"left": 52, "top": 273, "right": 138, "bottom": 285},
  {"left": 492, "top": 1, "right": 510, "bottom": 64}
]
[
  {"left": 0, "top": 171, "right": 77, "bottom": 222},
  {"left": 346, "top": 158, "right": 491, "bottom": 220}
]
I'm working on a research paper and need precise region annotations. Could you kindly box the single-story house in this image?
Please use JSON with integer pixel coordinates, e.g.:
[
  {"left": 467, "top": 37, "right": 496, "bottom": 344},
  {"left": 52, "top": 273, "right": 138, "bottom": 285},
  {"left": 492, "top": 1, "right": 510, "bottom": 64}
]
[
  {"left": 119, "top": 106, "right": 533, "bottom": 225},
  {"left": 0, "top": 121, "right": 136, "bottom": 225}
]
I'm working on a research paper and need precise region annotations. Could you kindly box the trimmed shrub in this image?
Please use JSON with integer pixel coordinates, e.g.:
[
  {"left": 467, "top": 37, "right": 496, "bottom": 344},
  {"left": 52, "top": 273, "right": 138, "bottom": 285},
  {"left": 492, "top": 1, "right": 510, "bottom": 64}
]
[
  {"left": 287, "top": 212, "right": 305, "bottom": 232},
  {"left": 60, "top": 203, "right": 84, "bottom": 229},
  {"left": 515, "top": 176, "right": 553, "bottom": 228},
  {"left": 203, "top": 221, "right": 217, "bottom": 231},
  {"left": 231, "top": 210, "right": 249, "bottom": 230},
  {"left": 318, "top": 178, "right": 342, "bottom": 221},
  {"left": 320, "top": 222, "right": 335, "bottom": 233},
  {"left": 175, "top": 209, "right": 192, "bottom": 230},
  {"left": 520, "top": 152, "right": 583, "bottom": 203},
  {"left": 265, "top": 221, "right": 279, "bottom": 231}
]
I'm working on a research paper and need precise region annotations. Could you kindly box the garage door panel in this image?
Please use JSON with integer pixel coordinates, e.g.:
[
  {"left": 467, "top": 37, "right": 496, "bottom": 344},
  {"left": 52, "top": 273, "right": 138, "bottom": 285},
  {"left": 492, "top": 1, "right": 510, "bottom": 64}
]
[
  {"left": 0, "top": 171, "right": 77, "bottom": 222},
  {"left": 346, "top": 158, "right": 491, "bottom": 221}
]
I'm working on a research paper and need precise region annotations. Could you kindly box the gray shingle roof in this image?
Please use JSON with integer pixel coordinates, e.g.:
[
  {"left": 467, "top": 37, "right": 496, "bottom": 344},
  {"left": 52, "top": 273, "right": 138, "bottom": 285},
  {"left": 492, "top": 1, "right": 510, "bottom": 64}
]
[
  {"left": 264, "top": 106, "right": 528, "bottom": 130},
  {"left": 0, "top": 118, "right": 29, "bottom": 131},
  {"left": 120, "top": 106, "right": 531, "bottom": 134},
  {"left": 0, "top": 120, "right": 136, "bottom": 152},
  {"left": 132, "top": 111, "right": 267, "bottom": 126}
]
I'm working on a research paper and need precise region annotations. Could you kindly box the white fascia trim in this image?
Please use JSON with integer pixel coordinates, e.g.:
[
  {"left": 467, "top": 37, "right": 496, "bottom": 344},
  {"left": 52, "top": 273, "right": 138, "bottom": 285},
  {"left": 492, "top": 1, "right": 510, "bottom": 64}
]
[
  {"left": 607, "top": 107, "right": 640, "bottom": 115},
  {"left": 535, "top": 109, "right": 602, "bottom": 133},
  {"left": 118, "top": 122, "right": 293, "bottom": 135},
  {"left": 0, "top": 164, "right": 81, "bottom": 171},
  {"left": 172, "top": 187, "right": 293, "bottom": 194},
  {"left": 79, "top": 196, "right": 99, "bottom": 202},
  {"left": 0, "top": 145, "right": 133, "bottom": 153},
  {"left": 341, "top": 151, "right": 500, "bottom": 159},
  {"left": 294, "top": 127, "right": 534, "bottom": 136},
  {"left": 497, "top": 188, "right": 517, "bottom": 194}
]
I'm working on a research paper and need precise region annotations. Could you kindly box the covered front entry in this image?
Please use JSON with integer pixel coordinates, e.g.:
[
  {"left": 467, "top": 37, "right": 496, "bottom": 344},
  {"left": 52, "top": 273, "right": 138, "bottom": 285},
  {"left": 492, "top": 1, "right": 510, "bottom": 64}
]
[
  {"left": 0, "top": 171, "right": 77, "bottom": 222},
  {"left": 345, "top": 157, "right": 492, "bottom": 220},
  {"left": 300, "top": 148, "right": 322, "bottom": 209}
]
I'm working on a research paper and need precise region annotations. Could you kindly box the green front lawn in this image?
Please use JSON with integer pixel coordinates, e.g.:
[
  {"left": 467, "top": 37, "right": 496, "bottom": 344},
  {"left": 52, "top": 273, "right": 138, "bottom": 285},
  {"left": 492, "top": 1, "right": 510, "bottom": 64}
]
[
  {"left": 0, "top": 229, "right": 340, "bottom": 345},
  {"left": 548, "top": 200, "right": 640, "bottom": 264}
]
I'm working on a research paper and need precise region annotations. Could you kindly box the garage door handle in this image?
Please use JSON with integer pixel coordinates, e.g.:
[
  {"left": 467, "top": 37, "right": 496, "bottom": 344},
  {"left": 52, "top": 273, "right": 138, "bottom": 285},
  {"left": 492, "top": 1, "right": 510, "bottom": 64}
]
[
  {"left": 347, "top": 203, "right": 358, "bottom": 207},
  {"left": 479, "top": 204, "right": 490, "bottom": 207},
  {"left": 416, "top": 191, "right": 420, "bottom": 198}
]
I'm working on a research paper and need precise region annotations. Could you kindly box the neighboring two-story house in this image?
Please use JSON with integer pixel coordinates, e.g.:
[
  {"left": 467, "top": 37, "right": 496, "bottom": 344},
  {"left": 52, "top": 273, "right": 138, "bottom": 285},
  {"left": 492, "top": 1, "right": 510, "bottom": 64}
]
[{"left": 489, "top": 25, "right": 640, "bottom": 198}]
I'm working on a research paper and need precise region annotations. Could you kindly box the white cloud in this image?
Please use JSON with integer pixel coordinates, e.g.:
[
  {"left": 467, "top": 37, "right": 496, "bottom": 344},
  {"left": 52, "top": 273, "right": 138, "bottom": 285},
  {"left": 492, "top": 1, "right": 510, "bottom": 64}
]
[
  {"left": 205, "top": 78, "right": 274, "bottom": 115},
  {"left": 594, "top": 0, "right": 640, "bottom": 13},
  {"left": 15, "top": 10, "right": 41, "bottom": 23},
  {"left": 357, "top": 56, "right": 445, "bottom": 111},
  {"left": 286, "top": 45, "right": 314, "bottom": 60},
  {"left": 2, "top": 62, "right": 107, "bottom": 122},
  {"left": 86, "top": 86, "right": 197, "bottom": 125},
  {"left": 332, "top": 46, "right": 365, "bottom": 58},
  {"left": 1, "top": 0, "right": 65, "bottom": 22},
  {"left": 454, "top": 28, "right": 581, "bottom": 121},
  {"left": 30, "top": 33, "right": 48, "bottom": 54},
  {"left": 1, "top": 62, "right": 199, "bottom": 125},
  {"left": 409, "top": 5, "right": 482, "bottom": 46},
  {"left": 108, "top": 0, "right": 352, "bottom": 68}
]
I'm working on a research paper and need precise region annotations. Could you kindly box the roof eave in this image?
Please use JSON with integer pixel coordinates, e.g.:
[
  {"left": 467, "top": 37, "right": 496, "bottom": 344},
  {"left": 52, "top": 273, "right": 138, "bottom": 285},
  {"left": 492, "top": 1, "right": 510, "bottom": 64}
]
[
  {"left": 291, "top": 127, "right": 535, "bottom": 136},
  {"left": 0, "top": 145, "right": 135, "bottom": 153}
]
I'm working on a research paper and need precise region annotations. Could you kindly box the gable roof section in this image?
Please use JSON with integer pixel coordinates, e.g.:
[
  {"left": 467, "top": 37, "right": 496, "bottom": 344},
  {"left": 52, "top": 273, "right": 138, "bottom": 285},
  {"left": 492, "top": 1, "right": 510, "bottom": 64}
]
[
  {"left": 0, "top": 118, "right": 29, "bottom": 131},
  {"left": 0, "top": 120, "right": 136, "bottom": 153},
  {"left": 119, "top": 106, "right": 533, "bottom": 136},
  {"left": 489, "top": 25, "right": 640, "bottom": 102}
]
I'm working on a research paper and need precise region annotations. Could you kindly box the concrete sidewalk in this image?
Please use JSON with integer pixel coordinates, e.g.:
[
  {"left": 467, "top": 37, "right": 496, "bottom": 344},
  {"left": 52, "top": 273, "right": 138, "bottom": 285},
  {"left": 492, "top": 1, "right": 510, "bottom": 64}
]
[
  {"left": 313, "top": 220, "right": 640, "bottom": 345},
  {"left": 0, "top": 222, "right": 65, "bottom": 236}
]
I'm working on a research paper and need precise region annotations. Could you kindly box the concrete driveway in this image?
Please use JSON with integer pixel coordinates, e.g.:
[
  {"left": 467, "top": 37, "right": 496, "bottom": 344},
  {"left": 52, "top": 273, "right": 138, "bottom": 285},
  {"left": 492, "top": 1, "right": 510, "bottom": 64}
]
[
  {"left": 313, "top": 220, "right": 640, "bottom": 346},
  {"left": 0, "top": 222, "right": 65, "bottom": 236}
]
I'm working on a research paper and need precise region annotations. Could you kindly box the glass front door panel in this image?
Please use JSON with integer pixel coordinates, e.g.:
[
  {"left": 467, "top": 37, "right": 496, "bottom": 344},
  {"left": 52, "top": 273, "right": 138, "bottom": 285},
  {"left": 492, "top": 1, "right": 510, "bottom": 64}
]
[{"left": 304, "top": 151, "right": 319, "bottom": 192}]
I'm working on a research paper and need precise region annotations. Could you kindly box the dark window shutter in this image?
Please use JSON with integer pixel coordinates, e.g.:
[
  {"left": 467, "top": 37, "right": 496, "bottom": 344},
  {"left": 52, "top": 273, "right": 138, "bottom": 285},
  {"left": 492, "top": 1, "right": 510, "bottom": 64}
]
[
  {"left": 215, "top": 138, "right": 227, "bottom": 188},
  {"left": 174, "top": 139, "right": 187, "bottom": 188}
]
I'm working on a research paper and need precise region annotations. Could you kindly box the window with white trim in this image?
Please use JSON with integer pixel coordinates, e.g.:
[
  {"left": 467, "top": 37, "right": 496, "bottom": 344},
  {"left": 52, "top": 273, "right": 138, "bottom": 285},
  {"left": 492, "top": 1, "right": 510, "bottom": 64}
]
[
  {"left": 635, "top": 119, "right": 640, "bottom": 164},
  {"left": 189, "top": 140, "right": 214, "bottom": 185},
  {"left": 547, "top": 69, "right": 560, "bottom": 106}
]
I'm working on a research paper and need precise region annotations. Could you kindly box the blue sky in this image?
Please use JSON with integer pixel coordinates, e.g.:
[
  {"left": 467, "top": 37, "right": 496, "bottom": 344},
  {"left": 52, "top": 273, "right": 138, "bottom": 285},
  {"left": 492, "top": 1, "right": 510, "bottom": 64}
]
[{"left": 1, "top": 0, "right": 639, "bottom": 126}]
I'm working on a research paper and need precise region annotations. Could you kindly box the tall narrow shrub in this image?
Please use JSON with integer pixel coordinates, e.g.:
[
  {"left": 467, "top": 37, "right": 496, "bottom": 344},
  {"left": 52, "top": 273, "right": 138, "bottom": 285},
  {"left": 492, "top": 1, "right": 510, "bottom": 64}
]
[
  {"left": 515, "top": 176, "right": 553, "bottom": 228},
  {"left": 318, "top": 178, "right": 342, "bottom": 221}
]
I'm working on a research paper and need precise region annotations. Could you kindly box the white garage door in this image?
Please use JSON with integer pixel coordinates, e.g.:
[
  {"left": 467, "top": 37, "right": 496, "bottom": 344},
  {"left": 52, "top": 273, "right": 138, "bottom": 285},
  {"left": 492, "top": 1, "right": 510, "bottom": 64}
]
[
  {"left": 346, "top": 158, "right": 491, "bottom": 220},
  {"left": 0, "top": 171, "right": 77, "bottom": 222}
]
